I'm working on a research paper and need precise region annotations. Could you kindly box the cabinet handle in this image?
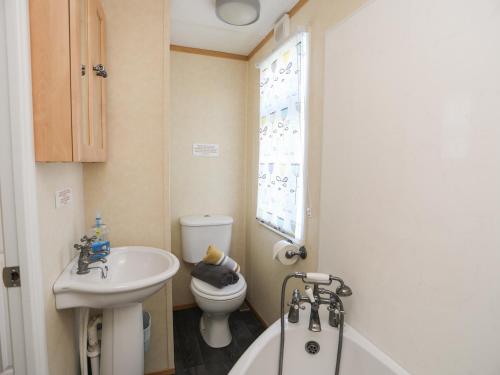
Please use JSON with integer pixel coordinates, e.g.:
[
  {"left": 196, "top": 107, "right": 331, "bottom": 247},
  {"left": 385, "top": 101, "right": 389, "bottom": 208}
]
[{"left": 93, "top": 64, "right": 108, "bottom": 78}]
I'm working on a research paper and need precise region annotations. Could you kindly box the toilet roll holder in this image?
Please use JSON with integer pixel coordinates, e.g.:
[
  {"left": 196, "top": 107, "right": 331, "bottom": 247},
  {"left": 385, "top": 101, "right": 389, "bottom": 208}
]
[{"left": 285, "top": 245, "right": 307, "bottom": 260}]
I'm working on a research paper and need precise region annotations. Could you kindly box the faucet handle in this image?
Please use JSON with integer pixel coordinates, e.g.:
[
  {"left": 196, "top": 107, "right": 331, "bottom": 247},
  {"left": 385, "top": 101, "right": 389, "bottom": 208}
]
[
  {"left": 287, "top": 301, "right": 306, "bottom": 310},
  {"left": 80, "top": 235, "right": 97, "bottom": 244},
  {"left": 304, "top": 285, "right": 316, "bottom": 303},
  {"left": 74, "top": 243, "right": 91, "bottom": 255}
]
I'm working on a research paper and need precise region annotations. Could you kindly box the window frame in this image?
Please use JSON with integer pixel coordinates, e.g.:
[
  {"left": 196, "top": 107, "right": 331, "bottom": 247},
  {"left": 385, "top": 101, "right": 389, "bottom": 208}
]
[{"left": 255, "top": 31, "right": 310, "bottom": 244}]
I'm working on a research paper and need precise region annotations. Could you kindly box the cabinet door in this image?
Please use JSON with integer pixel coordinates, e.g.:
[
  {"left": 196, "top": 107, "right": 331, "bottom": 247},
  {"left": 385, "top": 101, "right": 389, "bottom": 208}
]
[
  {"left": 70, "top": 0, "right": 89, "bottom": 161},
  {"left": 86, "top": 0, "right": 107, "bottom": 161},
  {"left": 30, "top": 0, "right": 73, "bottom": 162}
]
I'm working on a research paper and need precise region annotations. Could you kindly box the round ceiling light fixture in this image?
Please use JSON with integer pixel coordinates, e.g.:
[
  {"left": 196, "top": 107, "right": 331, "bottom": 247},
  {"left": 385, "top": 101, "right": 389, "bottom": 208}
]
[{"left": 216, "top": 0, "right": 261, "bottom": 26}]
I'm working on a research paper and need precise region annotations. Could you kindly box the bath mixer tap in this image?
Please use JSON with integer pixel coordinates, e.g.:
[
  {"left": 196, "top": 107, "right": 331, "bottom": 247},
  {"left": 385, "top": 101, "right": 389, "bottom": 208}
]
[
  {"left": 280, "top": 273, "right": 352, "bottom": 375},
  {"left": 286, "top": 277, "right": 352, "bottom": 332}
]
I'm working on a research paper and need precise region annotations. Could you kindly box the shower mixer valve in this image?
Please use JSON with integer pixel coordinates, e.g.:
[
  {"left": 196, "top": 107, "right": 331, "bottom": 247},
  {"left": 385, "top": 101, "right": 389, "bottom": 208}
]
[{"left": 286, "top": 272, "right": 352, "bottom": 332}]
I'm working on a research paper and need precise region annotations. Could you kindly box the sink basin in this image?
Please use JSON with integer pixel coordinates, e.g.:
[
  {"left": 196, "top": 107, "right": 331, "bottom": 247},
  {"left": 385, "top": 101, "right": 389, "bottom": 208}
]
[
  {"left": 54, "top": 246, "right": 180, "bottom": 309},
  {"left": 53, "top": 246, "right": 179, "bottom": 375}
]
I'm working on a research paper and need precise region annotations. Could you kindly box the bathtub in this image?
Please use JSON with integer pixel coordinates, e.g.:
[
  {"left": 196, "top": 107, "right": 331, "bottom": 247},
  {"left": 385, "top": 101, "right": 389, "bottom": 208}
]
[{"left": 229, "top": 305, "right": 410, "bottom": 375}]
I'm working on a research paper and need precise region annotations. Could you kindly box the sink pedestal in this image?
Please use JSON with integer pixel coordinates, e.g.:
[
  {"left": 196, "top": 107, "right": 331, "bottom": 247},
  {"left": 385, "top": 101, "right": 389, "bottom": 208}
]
[{"left": 101, "top": 303, "right": 144, "bottom": 375}]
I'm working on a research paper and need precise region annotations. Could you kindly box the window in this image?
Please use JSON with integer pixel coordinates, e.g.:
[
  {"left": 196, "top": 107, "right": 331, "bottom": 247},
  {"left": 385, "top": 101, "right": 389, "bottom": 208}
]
[{"left": 256, "top": 32, "right": 308, "bottom": 243}]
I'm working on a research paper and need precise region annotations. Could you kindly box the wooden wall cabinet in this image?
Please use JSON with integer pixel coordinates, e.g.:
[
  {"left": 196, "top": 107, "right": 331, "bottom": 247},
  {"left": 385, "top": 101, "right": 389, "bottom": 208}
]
[{"left": 30, "top": 0, "right": 107, "bottom": 162}]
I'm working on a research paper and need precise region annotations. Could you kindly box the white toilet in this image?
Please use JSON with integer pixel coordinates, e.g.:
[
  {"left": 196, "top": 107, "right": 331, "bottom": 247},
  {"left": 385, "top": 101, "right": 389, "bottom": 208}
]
[{"left": 180, "top": 214, "right": 247, "bottom": 348}]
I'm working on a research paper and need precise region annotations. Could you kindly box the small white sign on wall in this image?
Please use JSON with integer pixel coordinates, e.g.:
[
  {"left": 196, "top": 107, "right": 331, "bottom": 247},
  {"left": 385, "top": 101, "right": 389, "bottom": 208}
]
[
  {"left": 193, "top": 143, "right": 219, "bottom": 157},
  {"left": 55, "top": 188, "right": 73, "bottom": 208}
]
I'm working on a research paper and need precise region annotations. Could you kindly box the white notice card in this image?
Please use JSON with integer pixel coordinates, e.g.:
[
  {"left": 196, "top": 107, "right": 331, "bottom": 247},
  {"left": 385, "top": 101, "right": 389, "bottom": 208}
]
[
  {"left": 55, "top": 188, "right": 73, "bottom": 208},
  {"left": 192, "top": 143, "right": 219, "bottom": 157}
]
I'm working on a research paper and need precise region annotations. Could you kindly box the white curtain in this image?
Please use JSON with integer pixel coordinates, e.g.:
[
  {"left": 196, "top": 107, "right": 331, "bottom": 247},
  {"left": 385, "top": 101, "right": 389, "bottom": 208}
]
[{"left": 256, "top": 32, "right": 308, "bottom": 242}]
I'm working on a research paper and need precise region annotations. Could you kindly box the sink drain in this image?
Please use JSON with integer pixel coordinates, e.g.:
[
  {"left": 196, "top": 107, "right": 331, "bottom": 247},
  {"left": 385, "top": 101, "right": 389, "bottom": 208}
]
[{"left": 305, "top": 341, "right": 320, "bottom": 355}]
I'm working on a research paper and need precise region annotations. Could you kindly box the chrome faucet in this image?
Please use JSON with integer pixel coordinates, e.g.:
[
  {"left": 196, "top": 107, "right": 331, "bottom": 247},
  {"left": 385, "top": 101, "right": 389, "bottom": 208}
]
[
  {"left": 74, "top": 235, "right": 108, "bottom": 279},
  {"left": 287, "top": 277, "right": 352, "bottom": 332},
  {"left": 287, "top": 288, "right": 305, "bottom": 323}
]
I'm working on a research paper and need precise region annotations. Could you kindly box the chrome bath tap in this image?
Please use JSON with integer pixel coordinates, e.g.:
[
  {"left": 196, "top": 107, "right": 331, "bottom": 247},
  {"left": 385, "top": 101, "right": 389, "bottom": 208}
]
[
  {"left": 280, "top": 273, "right": 353, "bottom": 375},
  {"left": 287, "top": 288, "right": 305, "bottom": 323},
  {"left": 287, "top": 277, "right": 352, "bottom": 332}
]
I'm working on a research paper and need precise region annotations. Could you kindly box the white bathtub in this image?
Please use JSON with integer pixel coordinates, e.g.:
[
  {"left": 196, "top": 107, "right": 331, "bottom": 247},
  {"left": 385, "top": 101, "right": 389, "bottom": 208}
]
[{"left": 229, "top": 305, "right": 410, "bottom": 375}]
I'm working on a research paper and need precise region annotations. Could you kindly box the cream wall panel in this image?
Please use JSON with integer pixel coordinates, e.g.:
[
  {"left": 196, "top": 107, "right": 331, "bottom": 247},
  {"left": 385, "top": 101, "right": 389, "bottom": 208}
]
[
  {"left": 37, "top": 163, "right": 84, "bottom": 375},
  {"left": 320, "top": 0, "right": 500, "bottom": 373},
  {"left": 0, "top": 203, "right": 3, "bottom": 254},
  {"left": 245, "top": 0, "right": 369, "bottom": 324},
  {"left": 83, "top": 0, "right": 172, "bottom": 372},
  {"left": 170, "top": 52, "right": 247, "bottom": 306}
]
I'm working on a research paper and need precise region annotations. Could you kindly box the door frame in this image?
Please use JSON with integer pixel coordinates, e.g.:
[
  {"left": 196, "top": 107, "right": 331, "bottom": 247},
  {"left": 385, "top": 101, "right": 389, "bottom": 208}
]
[{"left": 1, "top": 0, "right": 49, "bottom": 374}]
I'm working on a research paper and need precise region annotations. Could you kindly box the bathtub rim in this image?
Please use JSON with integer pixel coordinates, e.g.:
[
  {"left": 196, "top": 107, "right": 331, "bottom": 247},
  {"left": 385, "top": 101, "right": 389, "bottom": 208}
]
[{"left": 229, "top": 306, "right": 411, "bottom": 375}]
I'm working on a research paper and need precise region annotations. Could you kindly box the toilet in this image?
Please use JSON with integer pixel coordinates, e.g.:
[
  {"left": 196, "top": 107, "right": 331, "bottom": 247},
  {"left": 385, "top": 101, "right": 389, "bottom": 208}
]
[{"left": 180, "top": 215, "right": 247, "bottom": 348}]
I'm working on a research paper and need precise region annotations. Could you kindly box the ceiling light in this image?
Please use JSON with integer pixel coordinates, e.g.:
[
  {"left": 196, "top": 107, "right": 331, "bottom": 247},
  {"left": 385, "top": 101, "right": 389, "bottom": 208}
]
[{"left": 216, "top": 0, "right": 261, "bottom": 26}]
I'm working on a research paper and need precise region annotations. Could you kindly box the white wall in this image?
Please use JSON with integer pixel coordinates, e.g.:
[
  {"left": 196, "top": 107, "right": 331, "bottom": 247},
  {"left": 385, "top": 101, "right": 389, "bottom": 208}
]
[
  {"left": 0, "top": 206, "right": 3, "bottom": 255},
  {"left": 170, "top": 51, "right": 247, "bottom": 306},
  {"left": 83, "top": 0, "right": 173, "bottom": 371},
  {"left": 36, "top": 164, "right": 84, "bottom": 375},
  {"left": 320, "top": 0, "right": 500, "bottom": 374},
  {"left": 245, "top": 0, "right": 369, "bottom": 324},
  {"left": 0, "top": 0, "right": 6, "bottom": 258}
]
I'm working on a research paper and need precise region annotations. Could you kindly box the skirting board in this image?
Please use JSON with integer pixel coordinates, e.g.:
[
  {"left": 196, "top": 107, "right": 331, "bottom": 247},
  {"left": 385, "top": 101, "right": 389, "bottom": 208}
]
[
  {"left": 173, "top": 302, "right": 197, "bottom": 311},
  {"left": 244, "top": 299, "right": 269, "bottom": 328},
  {"left": 146, "top": 369, "right": 175, "bottom": 375}
]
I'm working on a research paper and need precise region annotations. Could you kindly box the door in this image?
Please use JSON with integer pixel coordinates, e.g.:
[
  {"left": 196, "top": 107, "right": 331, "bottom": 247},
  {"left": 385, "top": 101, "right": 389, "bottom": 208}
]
[
  {"left": 0, "top": 1, "right": 27, "bottom": 373},
  {"left": 0, "top": 203, "right": 13, "bottom": 375}
]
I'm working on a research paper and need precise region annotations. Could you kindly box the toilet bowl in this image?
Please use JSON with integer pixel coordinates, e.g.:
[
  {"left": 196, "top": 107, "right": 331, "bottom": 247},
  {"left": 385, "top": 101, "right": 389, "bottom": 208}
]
[{"left": 190, "top": 274, "right": 247, "bottom": 348}]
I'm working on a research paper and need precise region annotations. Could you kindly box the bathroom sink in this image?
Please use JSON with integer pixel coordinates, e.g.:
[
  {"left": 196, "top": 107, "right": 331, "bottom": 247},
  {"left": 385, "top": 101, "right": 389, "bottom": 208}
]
[
  {"left": 54, "top": 246, "right": 179, "bottom": 375},
  {"left": 53, "top": 246, "right": 180, "bottom": 309}
]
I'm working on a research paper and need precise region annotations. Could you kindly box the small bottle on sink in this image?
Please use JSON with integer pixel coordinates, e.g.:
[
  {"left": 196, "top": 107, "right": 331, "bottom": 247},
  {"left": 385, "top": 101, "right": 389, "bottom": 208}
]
[{"left": 91, "top": 212, "right": 109, "bottom": 241}]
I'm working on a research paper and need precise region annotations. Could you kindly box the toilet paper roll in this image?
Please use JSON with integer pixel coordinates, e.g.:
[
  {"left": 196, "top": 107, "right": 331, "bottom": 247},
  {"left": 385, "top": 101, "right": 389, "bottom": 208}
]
[{"left": 273, "top": 240, "right": 300, "bottom": 266}]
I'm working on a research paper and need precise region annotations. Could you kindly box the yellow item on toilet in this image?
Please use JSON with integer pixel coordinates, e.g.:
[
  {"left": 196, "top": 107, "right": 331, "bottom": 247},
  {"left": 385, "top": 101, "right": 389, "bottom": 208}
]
[{"left": 203, "top": 245, "right": 240, "bottom": 273}]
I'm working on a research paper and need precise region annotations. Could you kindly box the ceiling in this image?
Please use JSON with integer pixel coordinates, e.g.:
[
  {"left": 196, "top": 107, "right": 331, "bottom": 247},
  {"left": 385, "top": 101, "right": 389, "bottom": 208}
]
[{"left": 171, "top": 0, "right": 300, "bottom": 56}]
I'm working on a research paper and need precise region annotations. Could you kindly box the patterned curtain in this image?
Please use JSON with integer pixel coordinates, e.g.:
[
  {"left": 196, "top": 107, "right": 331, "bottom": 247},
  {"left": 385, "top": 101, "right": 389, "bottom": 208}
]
[{"left": 256, "top": 32, "right": 308, "bottom": 242}]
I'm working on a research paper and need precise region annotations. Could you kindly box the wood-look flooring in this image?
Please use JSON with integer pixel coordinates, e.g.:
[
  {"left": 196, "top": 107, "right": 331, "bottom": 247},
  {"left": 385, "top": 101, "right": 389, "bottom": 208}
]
[{"left": 173, "top": 306, "right": 265, "bottom": 375}]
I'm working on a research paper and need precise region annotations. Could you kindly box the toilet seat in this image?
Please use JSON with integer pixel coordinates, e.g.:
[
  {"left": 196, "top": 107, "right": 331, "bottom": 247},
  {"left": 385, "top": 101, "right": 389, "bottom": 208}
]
[{"left": 191, "top": 274, "right": 246, "bottom": 301}]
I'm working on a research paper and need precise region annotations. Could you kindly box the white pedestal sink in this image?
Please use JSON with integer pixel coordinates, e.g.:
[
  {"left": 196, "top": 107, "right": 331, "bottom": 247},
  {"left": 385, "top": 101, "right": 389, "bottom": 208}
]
[{"left": 53, "top": 246, "right": 179, "bottom": 375}]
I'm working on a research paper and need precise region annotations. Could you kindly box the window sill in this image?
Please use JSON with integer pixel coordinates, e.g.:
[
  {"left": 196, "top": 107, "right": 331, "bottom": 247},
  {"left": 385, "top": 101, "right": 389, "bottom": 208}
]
[{"left": 256, "top": 218, "right": 302, "bottom": 245}]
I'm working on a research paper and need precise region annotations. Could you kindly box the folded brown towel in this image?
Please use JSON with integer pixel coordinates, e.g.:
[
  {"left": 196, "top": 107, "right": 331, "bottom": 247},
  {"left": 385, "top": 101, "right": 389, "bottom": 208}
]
[{"left": 191, "top": 262, "right": 239, "bottom": 289}]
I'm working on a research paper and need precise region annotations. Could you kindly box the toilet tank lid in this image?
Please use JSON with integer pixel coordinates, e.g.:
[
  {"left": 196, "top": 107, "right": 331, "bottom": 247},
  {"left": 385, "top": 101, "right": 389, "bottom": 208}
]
[{"left": 180, "top": 215, "right": 233, "bottom": 227}]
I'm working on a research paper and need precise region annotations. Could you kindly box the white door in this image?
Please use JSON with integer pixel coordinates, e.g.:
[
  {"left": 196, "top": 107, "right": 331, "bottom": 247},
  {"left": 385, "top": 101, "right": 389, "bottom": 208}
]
[
  {"left": 0, "top": 0, "right": 28, "bottom": 373},
  {"left": 0, "top": 211, "right": 14, "bottom": 375}
]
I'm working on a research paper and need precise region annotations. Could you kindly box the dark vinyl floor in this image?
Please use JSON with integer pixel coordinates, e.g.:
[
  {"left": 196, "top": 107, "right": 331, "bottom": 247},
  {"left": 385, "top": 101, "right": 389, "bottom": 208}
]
[{"left": 173, "top": 305, "right": 266, "bottom": 375}]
